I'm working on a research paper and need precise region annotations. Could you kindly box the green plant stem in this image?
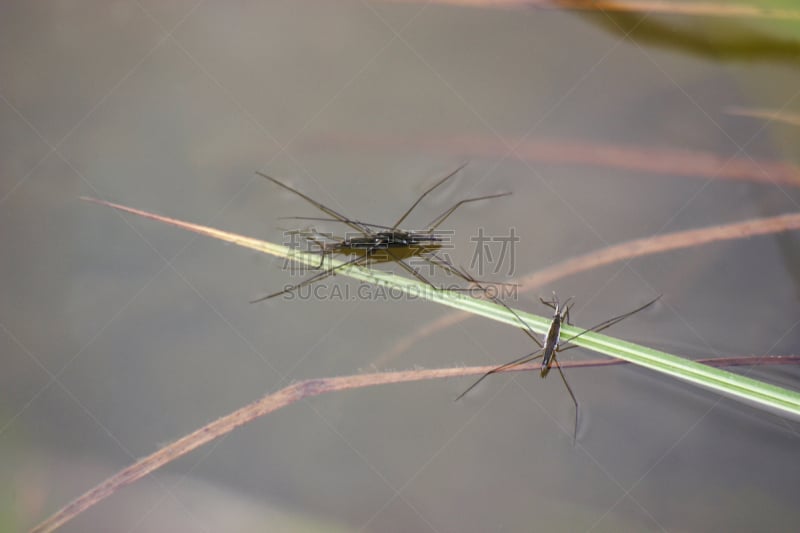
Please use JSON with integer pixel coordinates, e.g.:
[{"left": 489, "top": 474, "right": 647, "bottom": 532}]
[{"left": 81, "top": 196, "right": 800, "bottom": 418}]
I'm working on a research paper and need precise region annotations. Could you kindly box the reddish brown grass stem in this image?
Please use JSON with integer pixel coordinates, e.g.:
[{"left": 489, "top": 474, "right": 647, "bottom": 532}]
[
  {"left": 377, "top": 212, "right": 800, "bottom": 364},
  {"left": 309, "top": 135, "right": 800, "bottom": 187},
  {"left": 389, "top": 0, "right": 800, "bottom": 21},
  {"left": 31, "top": 355, "right": 800, "bottom": 533}
]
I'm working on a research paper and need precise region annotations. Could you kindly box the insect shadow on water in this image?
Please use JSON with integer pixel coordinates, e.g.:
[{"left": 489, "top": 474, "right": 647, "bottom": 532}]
[
  {"left": 455, "top": 276, "right": 661, "bottom": 442},
  {"left": 251, "top": 165, "right": 513, "bottom": 303}
]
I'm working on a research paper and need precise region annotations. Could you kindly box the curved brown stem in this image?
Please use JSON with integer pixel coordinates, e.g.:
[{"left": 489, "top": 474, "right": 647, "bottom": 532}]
[
  {"left": 388, "top": 0, "right": 800, "bottom": 21},
  {"left": 375, "top": 212, "right": 800, "bottom": 366},
  {"left": 31, "top": 354, "right": 800, "bottom": 533},
  {"left": 307, "top": 134, "right": 800, "bottom": 187}
]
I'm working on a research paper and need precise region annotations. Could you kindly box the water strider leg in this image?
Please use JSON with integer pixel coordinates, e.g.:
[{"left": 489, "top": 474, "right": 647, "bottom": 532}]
[
  {"left": 391, "top": 163, "right": 468, "bottom": 230},
  {"left": 250, "top": 254, "right": 368, "bottom": 303},
  {"left": 553, "top": 356, "right": 579, "bottom": 444}
]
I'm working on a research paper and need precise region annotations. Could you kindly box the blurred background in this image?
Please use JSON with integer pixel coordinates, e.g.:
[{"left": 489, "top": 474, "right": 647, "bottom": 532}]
[{"left": 2, "top": 1, "right": 800, "bottom": 531}]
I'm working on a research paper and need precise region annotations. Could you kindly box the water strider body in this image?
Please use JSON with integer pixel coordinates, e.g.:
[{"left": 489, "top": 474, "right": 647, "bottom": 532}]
[
  {"left": 538, "top": 293, "right": 571, "bottom": 376},
  {"left": 251, "top": 165, "right": 512, "bottom": 302},
  {"left": 456, "top": 286, "right": 661, "bottom": 441},
  {"left": 322, "top": 230, "right": 444, "bottom": 260}
]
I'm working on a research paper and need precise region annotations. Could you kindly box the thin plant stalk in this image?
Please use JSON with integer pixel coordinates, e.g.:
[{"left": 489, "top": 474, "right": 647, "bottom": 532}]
[
  {"left": 80, "top": 197, "right": 800, "bottom": 418},
  {"left": 30, "top": 354, "right": 800, "bottom": 533},
  {"left": 377, "top": 211, "right": 800, "bottom": 364}
]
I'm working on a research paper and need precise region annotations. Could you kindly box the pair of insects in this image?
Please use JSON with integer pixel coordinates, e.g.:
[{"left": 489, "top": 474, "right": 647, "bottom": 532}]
[
  {"left": 251, "top": 164, "right": 513, "bottom": 302},
  {"left": 256, "top": 166, "right": 659, "bottom": 440}
]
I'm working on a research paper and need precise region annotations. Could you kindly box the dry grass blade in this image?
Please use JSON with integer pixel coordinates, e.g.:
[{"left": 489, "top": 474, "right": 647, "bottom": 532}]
[
  {"left": 309, "top": 134, "right": 800, "bottom": 187},
  {"left": 377, "top": 212, "right": 800, "bottom": 364},
  {"left": 30, "top": 355, "right": 800, "bottom": 533}
]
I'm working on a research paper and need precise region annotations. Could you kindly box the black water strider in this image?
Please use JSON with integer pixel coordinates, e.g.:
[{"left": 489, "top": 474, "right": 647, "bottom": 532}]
[{"left": 251, "top": 165, "right": 512, "bottom": 303}]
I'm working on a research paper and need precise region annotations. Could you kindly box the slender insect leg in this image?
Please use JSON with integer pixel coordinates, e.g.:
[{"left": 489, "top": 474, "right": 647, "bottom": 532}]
[
  {"left": 418, "top": 255, "right": 471, "bottom": 290},
  {"left": 455, "top": 349, "right": 545, "bottom": 401},
  {"left": 388, "top": 250, "right": 514, "bottom": 298},
  {"left": 257, "top": 172, "right": 371, "bottom": 235},
  {"left": 303, "top": 236, "right": 330, "bottom": 270},
  {"left": 281, "top": 229, "right": 324, "bottom": 270},
  {"left": 383, "top": 249, "right": 441, "bottom": 290},
  {"left": 563, "top": 301, "right": 573, "bottom": 326},
  {"left": 425, "top": 192, "right": 512, "bottom": 232},
  {"left": 451, "top": 264, "right": 543, "bottom": 348},
  {"left": 539, "top": 295, "right": 557, "bottom": 312},
  {"left": 421, "top": 253, "right": 518, "bottom": 292},
  {"left": 561, "top": 295, "right": 662, "bottom": 344},
  {"left": 553, "top": 357, "right": 579, "bottom": 444},
  {"left": 553, "top": 344, "right": 579, "bottom": 353},
  {"left": 447, "top": 260, "right": 550, "bottom": 401},
  {"left": 391, "top": 163, "right": 468, "bottom": 230},
  {"left": 250, "top": 254, "right": 367, "bottom": 303}
]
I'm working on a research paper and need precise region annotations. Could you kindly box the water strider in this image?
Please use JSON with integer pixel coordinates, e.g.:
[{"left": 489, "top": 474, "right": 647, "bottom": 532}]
[
  {"left": 251, "top": 165, "right": 513, "bottom": 303},
  {"left": 456, "top": 284, "right": 661, "bottom": 442}
]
